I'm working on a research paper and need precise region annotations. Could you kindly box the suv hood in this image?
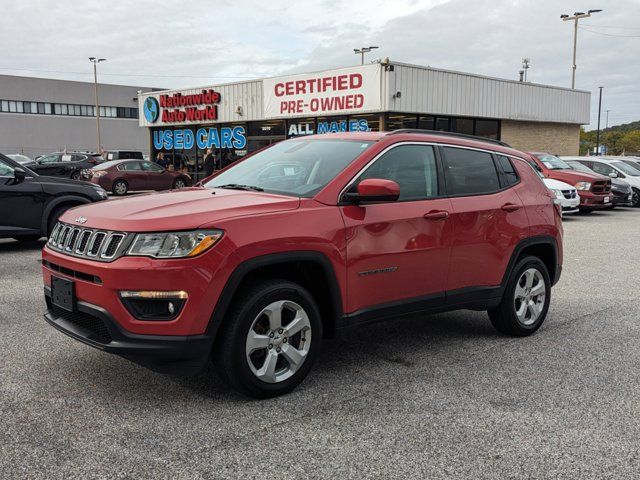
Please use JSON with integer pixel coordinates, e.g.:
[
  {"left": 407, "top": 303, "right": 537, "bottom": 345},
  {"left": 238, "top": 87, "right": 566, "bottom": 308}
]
[
  {"left": 546, "top": 169, "right": 607, "bottom": 185},
  {"left": 58, "top": 187, "right": 300, "bottom": 231}
]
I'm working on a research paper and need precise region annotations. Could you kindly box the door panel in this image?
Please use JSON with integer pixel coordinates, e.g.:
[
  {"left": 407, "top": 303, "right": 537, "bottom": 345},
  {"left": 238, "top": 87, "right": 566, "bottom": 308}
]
[
  {"left": 340, "top": 143, "right": 452, "bottom": 314},
  {"left": 341, "top": 198, "right": 453, "bottom": 313},
  {"left": 0, "top": 161, "right": 44, "bottom": 234}
]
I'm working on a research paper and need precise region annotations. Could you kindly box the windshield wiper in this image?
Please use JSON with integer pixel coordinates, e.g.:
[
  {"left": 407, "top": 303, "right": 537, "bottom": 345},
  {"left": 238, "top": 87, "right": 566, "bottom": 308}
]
[{"left": 215, "top": 184, "right": 264, "bottom": 192}]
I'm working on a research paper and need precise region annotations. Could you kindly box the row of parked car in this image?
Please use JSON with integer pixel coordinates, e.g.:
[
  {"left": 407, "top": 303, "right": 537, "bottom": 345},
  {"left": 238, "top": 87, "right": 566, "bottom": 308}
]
[
  {"left": 7, "top": 150, "right": 192, "bottom": 195},
  {"left": 528, "top": 153, "right": 640, "bottom": 214}
]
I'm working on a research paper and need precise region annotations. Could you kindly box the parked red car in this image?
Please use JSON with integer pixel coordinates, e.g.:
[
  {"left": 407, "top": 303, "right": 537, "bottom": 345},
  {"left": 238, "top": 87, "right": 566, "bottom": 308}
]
[
  {"left": 526, "top": 152, "right": 611, "bottom": 212},
  {"left": 86, "top": 159, "right": 191, "bottom": 195},
  {"left": 43, "top": 131, "right": 563, "bottom": 398}
]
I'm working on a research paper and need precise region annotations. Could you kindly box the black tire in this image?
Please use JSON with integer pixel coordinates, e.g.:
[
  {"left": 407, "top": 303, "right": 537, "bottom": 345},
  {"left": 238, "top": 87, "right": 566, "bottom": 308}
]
[
  {"left": 70, "top": 171, "right": 81, "bottom": 180},
  {"left": 632, "top": 189, "right": 640, "bottom": 207},
  {"left": 488, "top": 255, "right": 551, "bottom": 337},
  {"left": 172, "top": 177, "right": 187, "bottom": 189},
  {"left": 47, "top": 205, "right": 75, "bottom": 236},
  {"left": 112, "top": 179, "right": 128, "bottom": 196},
  {"left": 213, "top": 279, "right": 322, "bottom": 398}
]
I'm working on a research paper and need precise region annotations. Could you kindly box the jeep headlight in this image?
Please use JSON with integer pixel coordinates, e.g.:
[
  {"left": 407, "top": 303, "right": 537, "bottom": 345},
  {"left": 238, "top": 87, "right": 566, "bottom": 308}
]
[
  {"left": 127, "top": 230, "right": 223, "bottom": 258},
  {"left": 574, "top": 182, "right": 591, "bottom": 191}
]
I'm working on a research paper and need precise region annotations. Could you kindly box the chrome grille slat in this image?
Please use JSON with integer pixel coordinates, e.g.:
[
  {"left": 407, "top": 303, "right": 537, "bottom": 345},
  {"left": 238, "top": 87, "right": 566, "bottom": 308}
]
[{"left": 47, "top": 222, "right": 129, "bottom": 262}]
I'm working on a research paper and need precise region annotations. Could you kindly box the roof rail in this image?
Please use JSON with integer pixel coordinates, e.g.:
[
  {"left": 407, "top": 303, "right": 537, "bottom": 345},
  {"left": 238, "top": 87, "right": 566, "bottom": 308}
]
[{"left": 386, "top": 129, "right": 511, "bottom": 148}]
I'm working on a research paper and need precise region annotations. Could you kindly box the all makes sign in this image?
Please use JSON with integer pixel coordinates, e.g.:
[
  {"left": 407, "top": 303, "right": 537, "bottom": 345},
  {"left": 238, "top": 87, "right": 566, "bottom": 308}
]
[{"left": 263, "top": 64, "right": 382, "bottom": 119}]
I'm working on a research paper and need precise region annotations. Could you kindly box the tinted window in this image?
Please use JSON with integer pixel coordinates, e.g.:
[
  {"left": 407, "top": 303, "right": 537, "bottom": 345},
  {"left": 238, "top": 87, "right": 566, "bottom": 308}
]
[
  {"left": 443, "top": 147, "right": 500, "bottom": 195},
  {"left": 39, "top": 154, "right": 60, "bottom": 164},
  {"left": 142, "top": 161, "right": 163, "bottom": 172},
  {"left": 357, "top": 145, "right": 438, "bottom": 201},
  {"left": 0, "top": 158, "right": 15, "bottom": 177},
  {"left": 590, "top": 162, "right": 616, "bottom": 176},
  {"left": 496, "top": 155, "right": 519, "bottom": 186},
  {"left": 121, "top": 162, "right": 142, "bottom": 171}
]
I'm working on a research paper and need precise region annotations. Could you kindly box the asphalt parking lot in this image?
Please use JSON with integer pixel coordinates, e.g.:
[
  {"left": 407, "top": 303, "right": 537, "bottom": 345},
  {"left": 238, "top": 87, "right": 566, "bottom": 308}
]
[{"left": 1, "top": 209, "right": 639, "bottom": 479}]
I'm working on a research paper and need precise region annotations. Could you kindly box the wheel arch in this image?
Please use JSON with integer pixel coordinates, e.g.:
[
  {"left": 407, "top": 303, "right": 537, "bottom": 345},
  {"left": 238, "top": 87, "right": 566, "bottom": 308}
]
[
  {"left": 206, "top": 251, "right": 344, "bottom": 343},
  {"left": 41, "top": 196, "right": 92, "bottom": 234},
  {"left": 502, "top": 236, "right": 560, "bottom": 289}
]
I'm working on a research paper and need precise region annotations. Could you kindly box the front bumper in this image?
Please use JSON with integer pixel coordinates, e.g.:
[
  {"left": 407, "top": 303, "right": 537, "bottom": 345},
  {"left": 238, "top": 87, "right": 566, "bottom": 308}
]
[
  {"left": 44, "top": 287, "right": 213, "bottom": 374},
  {"left": 612, "top": 192, "right": 634, "bottom": 206},
  {"left": 578, "top": 191, "right": 611, "bottom": 210}
]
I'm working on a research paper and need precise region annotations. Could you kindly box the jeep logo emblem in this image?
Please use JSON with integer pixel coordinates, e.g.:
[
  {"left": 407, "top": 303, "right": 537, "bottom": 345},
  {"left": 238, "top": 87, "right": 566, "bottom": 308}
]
[{"left": 75, "top": 216, "right": 88, "bottom": 224}]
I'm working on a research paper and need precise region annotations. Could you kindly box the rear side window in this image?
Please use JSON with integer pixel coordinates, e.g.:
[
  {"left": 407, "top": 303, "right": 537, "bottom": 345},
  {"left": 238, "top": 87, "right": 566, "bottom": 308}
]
[
  {"left": 496, "top": 155, "right": 519, "bottom": 186},
  {"left": 357, "top": 144, "right": 439, "bottom": 201},
  {"left": 443, "top": 147, "right": 500, "bottom": 195},
  {"left": 120, "top": 162, "right": 142, "bottom": 171}
]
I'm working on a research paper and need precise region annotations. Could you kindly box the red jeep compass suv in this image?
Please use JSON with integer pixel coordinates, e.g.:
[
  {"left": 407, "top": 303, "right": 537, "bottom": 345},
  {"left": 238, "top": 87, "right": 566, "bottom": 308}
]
[{"left": 42, "top": 131, "right": 563, "bottom": 398}]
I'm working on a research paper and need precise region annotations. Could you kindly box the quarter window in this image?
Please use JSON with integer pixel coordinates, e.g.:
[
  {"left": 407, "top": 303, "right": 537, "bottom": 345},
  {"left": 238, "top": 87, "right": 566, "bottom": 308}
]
[
  {"left": 356, "top": 145, "right": 439, "bottom": 201},
  {"left": 443, "top": 147, "right": 501, "bottom": 195},
  {"left": 496, "top": 155, "right": 519, "bottom": 186}
]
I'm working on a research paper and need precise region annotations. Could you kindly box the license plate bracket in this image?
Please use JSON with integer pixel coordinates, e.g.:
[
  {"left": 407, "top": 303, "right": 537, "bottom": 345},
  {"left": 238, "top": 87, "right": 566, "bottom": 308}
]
[{"left": 51, "top": 276, "right": 76, "bottom": 312}]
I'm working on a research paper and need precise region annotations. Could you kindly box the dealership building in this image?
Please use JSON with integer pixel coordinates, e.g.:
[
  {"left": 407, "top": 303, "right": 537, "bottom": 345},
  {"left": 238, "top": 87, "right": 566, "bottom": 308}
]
[
  {"left": 138, "top": 60, "right": 590, "bottom": 180},
  {"left": 0, "top": 74, "right": 157, "bottom": 158}
]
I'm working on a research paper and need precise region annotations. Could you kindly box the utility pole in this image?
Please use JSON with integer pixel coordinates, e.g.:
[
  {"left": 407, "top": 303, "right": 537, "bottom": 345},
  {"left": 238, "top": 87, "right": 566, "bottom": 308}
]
[
  {"left": 596, "top": 86, "right": 603, "bottom": 154},
  {"left": 89, "top": 57, "right": 106, "bottom": 154},
  {"left": 560, "top": 9, "right": 602, "bottom": 89},
  {"left": 353, "top": 46, "right": 379, "bottom": 65}
]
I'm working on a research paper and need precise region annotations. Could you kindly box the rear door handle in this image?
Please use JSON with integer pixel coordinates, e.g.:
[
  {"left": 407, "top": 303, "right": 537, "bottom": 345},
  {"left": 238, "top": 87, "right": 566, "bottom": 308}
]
[
  {"left": 424, "top": 210, "right": 449, "bottom": 220},
  {"left": 501, "top": 203, "right": 522, "bottom": 212}
]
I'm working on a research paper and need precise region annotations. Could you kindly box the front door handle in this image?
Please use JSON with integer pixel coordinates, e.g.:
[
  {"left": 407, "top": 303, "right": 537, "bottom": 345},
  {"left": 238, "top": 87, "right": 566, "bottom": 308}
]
[
  {"left": 501, "top": 203, "right": 521, "bottom": 212},
  {"left": 424, "top": 210, "right": 449, "bottom": 220}
]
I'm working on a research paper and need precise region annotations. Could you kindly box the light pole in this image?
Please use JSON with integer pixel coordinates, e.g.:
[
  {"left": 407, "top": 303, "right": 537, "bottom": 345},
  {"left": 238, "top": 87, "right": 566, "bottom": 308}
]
[
  {"left": 89, "top": 57, "right": 106, "bottom": 154},
  {"left": 605, "top": 109, "right": 610, "bottom": 129},
  {"left": 353, "top": 46, "right": 379, "bottom": 65},
  {"left": 596, "top": 86, "right": 603, "bottom": 154},
  {"left": 522, "top": 58, "right": 530, "bottom": 82},
  {"left": 560, "top": 9, "right": 602, "bottom": 89}
]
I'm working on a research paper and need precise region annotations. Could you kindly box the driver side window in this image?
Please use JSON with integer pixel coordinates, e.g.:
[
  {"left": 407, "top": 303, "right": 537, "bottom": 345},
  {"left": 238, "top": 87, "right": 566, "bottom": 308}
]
[
  {"left": 39, "top": 154, "right": 60, "bottom": 164},
  {"left": 0, "top": 158, "right": 15, "bottom": 177},
  {"left": 356, "top": 145, "right": 438, "bottom": 201}
]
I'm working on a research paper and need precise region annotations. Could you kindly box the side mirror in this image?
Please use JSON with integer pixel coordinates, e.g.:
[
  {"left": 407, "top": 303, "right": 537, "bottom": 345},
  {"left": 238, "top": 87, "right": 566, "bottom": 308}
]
[
  {"left": 13, "top": 167, "right": 26, "bottom": 184},
  {"left": 609, "top": 171, "right": 618, "bottom": 178},
  {"left": 344, "top": 178, "right": 400, "bottom": 203}
]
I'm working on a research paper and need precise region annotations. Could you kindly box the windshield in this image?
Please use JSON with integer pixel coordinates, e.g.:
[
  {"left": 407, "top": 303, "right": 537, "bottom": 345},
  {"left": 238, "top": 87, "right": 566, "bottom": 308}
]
[
  {"left": 612, "top": 161, "right": 640, "bottom": 176},
  {"left": 7, "top": 154, "right": 32, "bottom": 164},
  {"left": 566, "top": 161, "right": 594, "bottom": 174},
  {"left": 535, "top": 154, "right": 571, "bottom": 170},
  {"left": 204, "top": 139, "right": 373, "bottom": 197}
]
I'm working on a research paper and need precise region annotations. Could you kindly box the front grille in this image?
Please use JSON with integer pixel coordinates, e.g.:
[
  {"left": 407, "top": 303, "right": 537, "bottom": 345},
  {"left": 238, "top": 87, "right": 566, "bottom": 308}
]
[
  {"left": 591, "top": 180, "right": 612, "bottom": 194},
  {"left": 43, "top": 260, "right": 102, "bottom": 284},
  {"left": 562, "top": 189, "right": 577, "bottom": 199},
  {"left": 47, "top": 222, "right": 129, "bottom": 262},
  {"left": 51, "top": 305, "right": 112, "bottom": 344}
]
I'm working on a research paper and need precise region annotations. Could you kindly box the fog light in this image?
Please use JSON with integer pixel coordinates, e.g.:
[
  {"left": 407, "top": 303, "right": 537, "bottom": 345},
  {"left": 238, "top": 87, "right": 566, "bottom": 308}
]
[{"left": 119, "top": 291, "right": 187, "bottom": 320}]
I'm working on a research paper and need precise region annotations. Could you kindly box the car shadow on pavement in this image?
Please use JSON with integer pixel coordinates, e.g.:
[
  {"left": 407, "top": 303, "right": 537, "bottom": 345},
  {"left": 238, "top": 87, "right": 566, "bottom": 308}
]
[
  {"left": 50, "top": 309, "right": 503, "bottom": 403},
  {"left": 0, "top": 238, "right": 45, "bottom": 252}
]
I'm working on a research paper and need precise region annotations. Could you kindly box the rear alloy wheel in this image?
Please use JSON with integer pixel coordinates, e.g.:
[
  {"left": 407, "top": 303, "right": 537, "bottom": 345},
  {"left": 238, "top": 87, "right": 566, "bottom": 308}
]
[
  {"left": 112, "top": 180, "right": 128, "bottom": 196},
  {"left": 488, "top": 255, "right": 551, "bottom": 336},
  {"left": 173, "top": 178, "right": 186, "bottom": 189},
  {"left": 214, "top": 280, "right": 322, "bottom": 398}
]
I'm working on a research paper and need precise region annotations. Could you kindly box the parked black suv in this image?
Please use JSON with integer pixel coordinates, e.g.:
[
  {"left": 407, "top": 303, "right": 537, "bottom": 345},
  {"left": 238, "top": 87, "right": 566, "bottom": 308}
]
[
  {"left": 31, "top": 152, "right": 102, "bottom": 180},
  {"left": 0, "top": 153, "right": 108, "bottom": 241}
]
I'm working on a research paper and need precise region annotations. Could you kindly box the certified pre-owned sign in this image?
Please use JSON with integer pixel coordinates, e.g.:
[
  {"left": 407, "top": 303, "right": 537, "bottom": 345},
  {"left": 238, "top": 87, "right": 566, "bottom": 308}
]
[{"left": 263, "top": 64, "right": 382, "bottom": 118}]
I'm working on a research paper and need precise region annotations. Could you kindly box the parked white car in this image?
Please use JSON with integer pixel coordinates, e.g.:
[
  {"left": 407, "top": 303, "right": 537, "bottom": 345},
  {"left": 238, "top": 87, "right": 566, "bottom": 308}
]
[
  {"left": 543, "top": 177, "right": 579, "bottom": 215},
  {"left": 561, "top": 156, "right": 640, "bottom": 207}
]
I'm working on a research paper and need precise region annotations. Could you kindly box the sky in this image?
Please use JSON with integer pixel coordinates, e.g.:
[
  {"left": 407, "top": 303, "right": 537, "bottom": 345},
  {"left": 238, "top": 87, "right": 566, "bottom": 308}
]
[{"left": 1, "top": 0, "right": 639, "bottom": 130}]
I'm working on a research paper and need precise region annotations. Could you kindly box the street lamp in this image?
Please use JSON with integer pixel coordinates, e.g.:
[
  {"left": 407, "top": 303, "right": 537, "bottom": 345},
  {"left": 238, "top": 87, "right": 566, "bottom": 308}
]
[
  {"left": 353, "top": 46, "right": 379, "bottom": 65},
  {"left": 560, "top": 9, "right": 602, "bottom": 89},
  {"left": 596, "top": 86, "right": 603, "bottom": 154},
  {"left": 89, "top": 57, "right": 106, "bottom": 154}
]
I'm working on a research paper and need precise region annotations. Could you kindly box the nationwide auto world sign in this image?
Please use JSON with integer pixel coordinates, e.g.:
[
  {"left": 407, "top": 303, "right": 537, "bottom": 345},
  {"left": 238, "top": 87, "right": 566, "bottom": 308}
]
[
  {"left": 142, "top": 89, "right": 221, "bottom": 125},
  {"left": 262, "top": 64, "right": 382, "bottom": 118}
]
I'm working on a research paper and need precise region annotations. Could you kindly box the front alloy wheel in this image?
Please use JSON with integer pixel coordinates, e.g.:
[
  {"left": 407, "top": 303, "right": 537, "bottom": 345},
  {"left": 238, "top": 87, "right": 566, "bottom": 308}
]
[
  {"left": 214, "top": 280, "right": 322, "bottom": 398},
  {"left": 246, "top": 300, "right": 312, "bottom": 383}
]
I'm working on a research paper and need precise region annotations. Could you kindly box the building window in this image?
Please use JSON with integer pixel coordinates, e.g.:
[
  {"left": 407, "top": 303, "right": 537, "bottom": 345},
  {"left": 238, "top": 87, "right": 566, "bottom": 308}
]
[
  {"left": 348, "top": 113, "right": 379, "bottom": 132},
  {"left": 1, "top": 100, "right": 7, "bottom": 112},
  {"left": 475, "top": 119, "right": 499, "bottom": 139},
  {"left": 385, "top": 113, "right": 418, "bottom": 131},
  {"left": 9, "top": 101, "right": 17, "bottom": 112},
  {"left": 44, "top": 103, "right": 51, "bottom": 114},
  {"left": 23, "top": 102, "right": 31, "bottom": 113},
  {"left": 435, "top": 117, "right": 450, "bottom": 131},
  {"left": 417, "top": 116, "right": 435, "bottom": 130},
  {"left": 452, "top": 118, "right": 474, "bottom": 135}
]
